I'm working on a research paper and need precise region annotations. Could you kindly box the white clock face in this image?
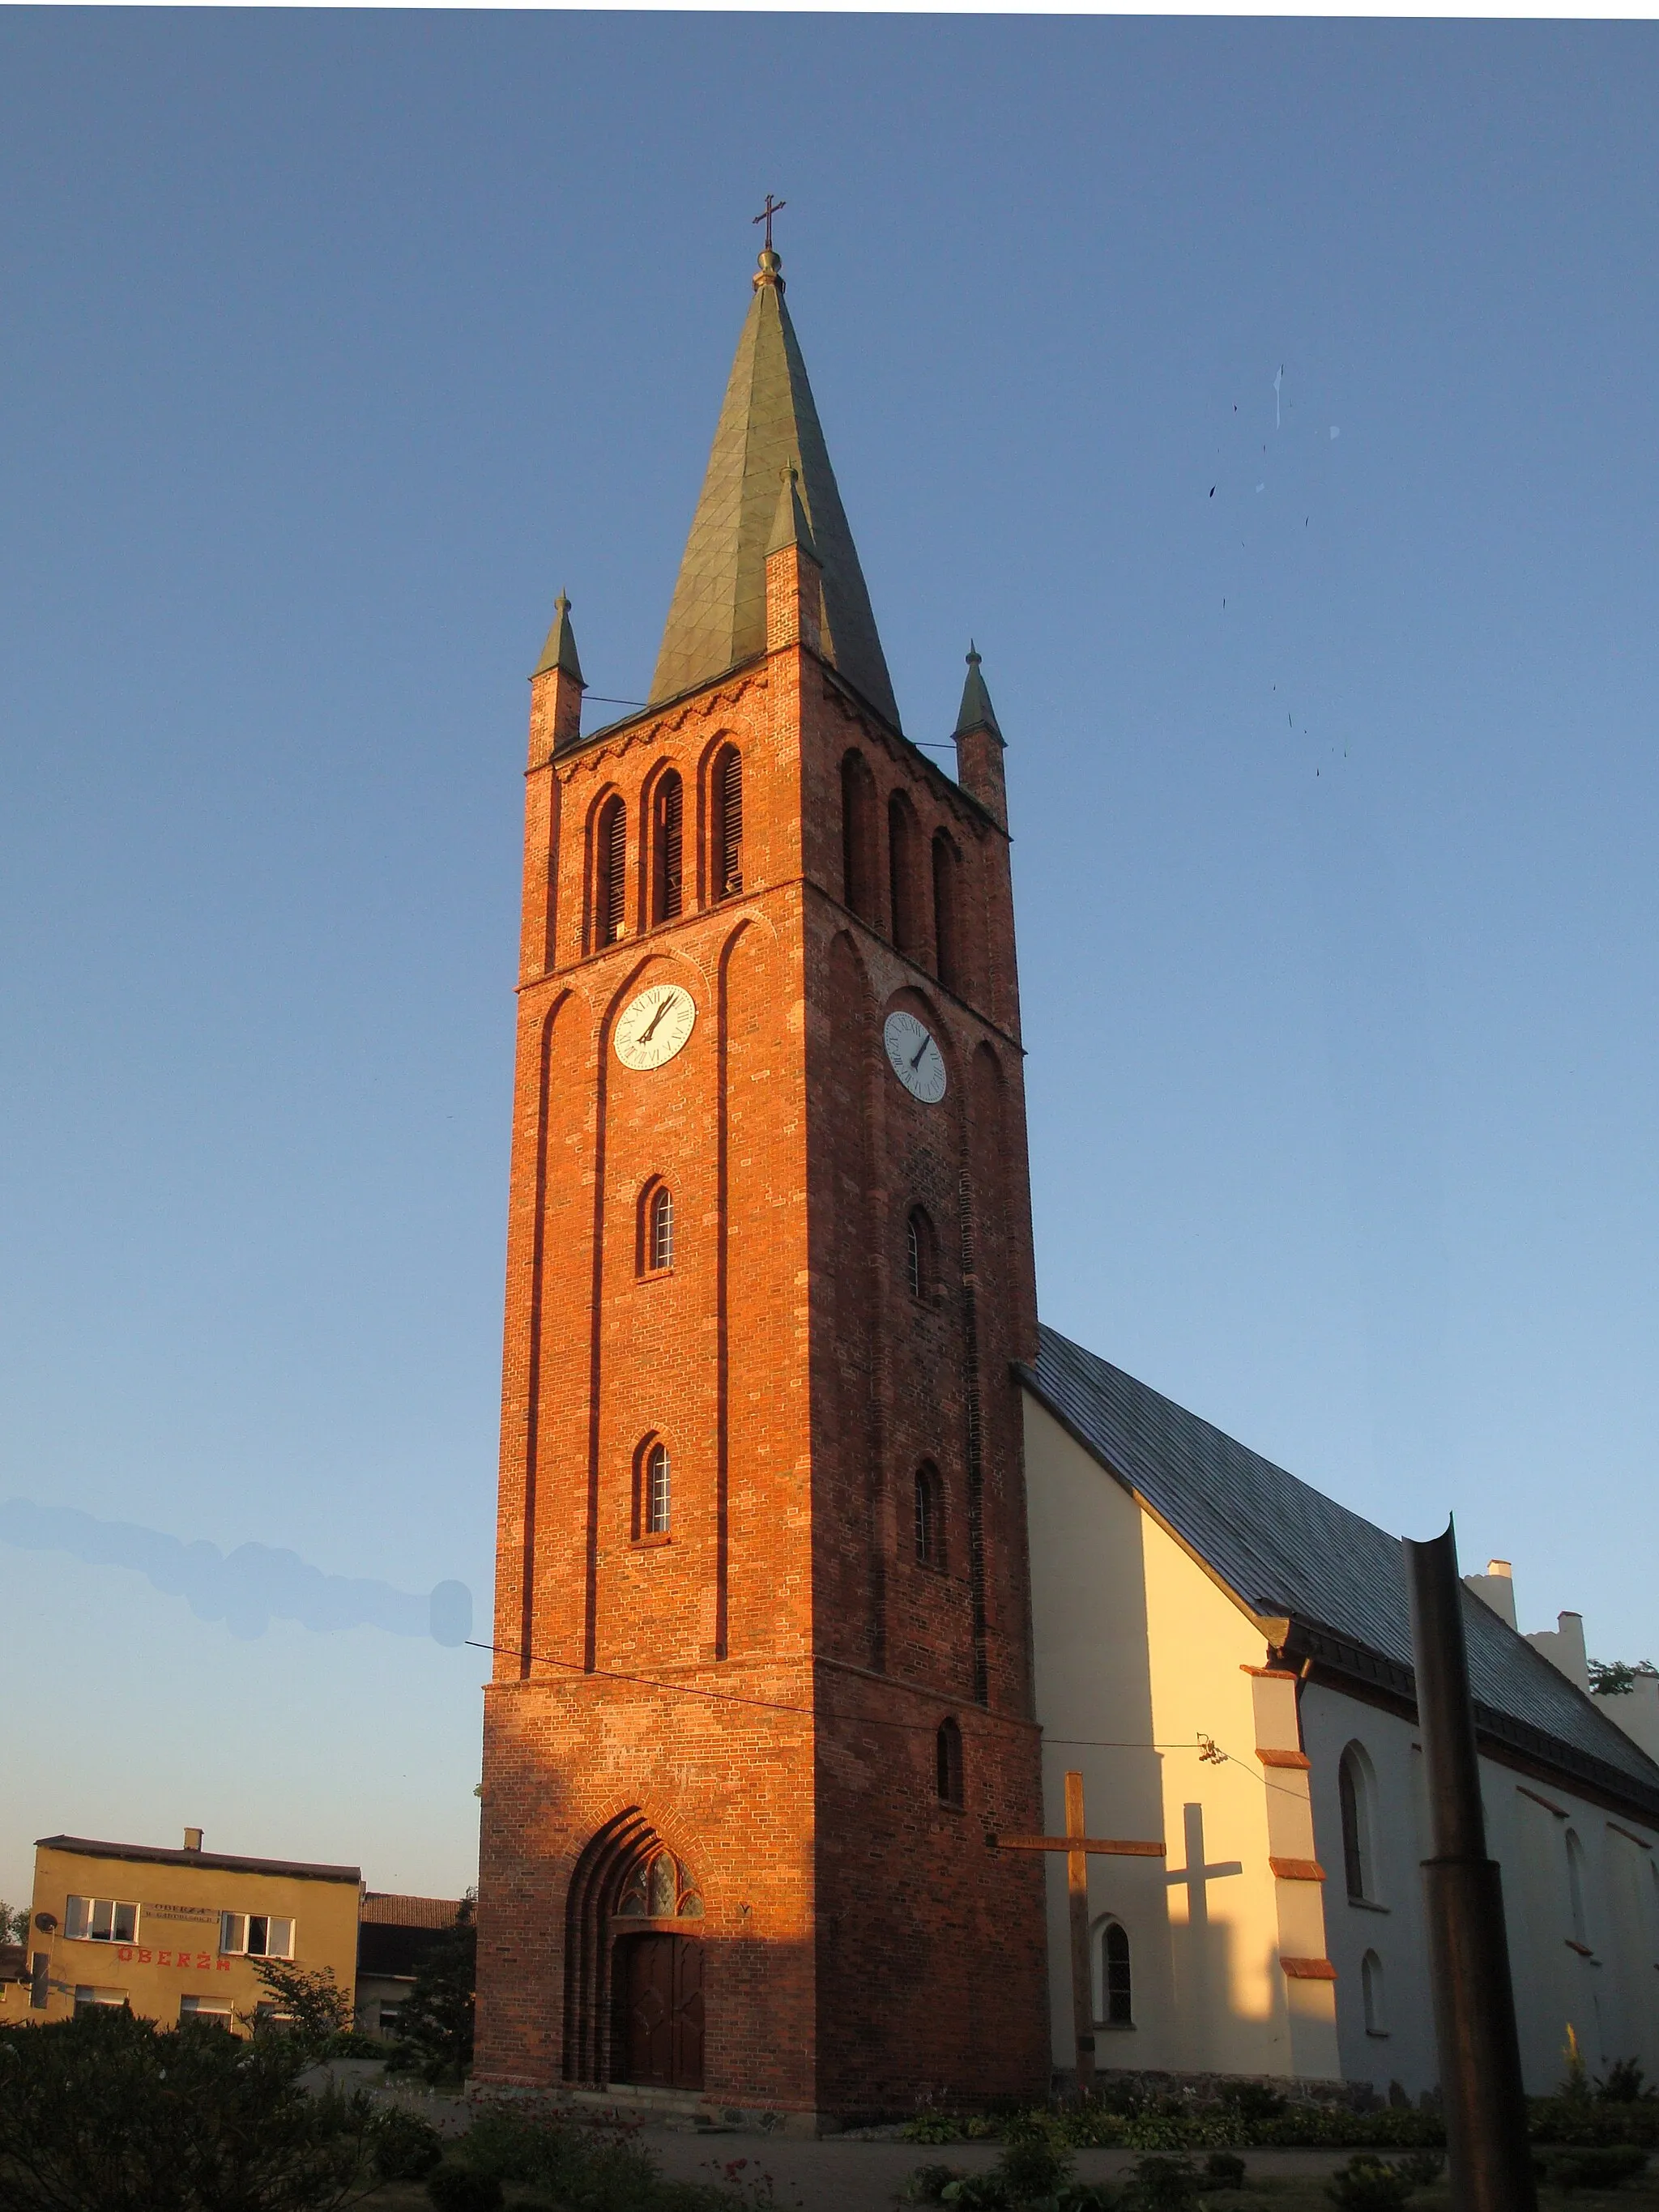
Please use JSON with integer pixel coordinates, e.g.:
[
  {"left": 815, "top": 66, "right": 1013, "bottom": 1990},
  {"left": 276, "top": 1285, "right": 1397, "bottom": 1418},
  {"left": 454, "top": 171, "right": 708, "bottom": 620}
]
[
  {"left": 883, "top": 1011, "right": 947, "bottom": 1104},
  {"left": 615, "top": 984, "right": 697, "bottom": 1072}
]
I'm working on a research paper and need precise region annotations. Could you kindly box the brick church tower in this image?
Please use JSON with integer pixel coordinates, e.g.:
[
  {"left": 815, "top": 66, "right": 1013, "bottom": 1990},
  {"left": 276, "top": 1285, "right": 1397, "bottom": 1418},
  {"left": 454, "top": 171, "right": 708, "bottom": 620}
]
[{"left": 475, "top": 238, "right": 1047, "bottom": 2124}]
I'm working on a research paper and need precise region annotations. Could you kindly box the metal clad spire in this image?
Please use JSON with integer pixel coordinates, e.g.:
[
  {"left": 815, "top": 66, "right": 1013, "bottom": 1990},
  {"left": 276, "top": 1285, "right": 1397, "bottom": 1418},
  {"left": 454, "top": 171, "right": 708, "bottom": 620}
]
[
  {"left": 648, "top": 249, "right": 899, "bottom": 727},
  {"left": 532, "top": 592, "right": 586, "bottom": 684},
  {"left": 954, "top": 641, "right": 1003, "bottom": 744}
]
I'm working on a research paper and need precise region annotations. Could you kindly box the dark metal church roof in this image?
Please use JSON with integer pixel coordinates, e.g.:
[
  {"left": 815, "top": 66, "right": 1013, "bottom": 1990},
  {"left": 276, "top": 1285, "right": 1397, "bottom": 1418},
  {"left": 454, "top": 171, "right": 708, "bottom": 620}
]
[{"left": 1028, "top": 1323, "right": 1659, "bottom": 1818}]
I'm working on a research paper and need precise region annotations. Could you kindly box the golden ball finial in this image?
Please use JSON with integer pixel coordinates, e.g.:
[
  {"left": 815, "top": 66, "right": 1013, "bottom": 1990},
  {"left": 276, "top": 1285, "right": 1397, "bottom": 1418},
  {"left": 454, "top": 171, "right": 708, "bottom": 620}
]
[{"left": 753, "top": 246, "right": 786, "bottom": 295}]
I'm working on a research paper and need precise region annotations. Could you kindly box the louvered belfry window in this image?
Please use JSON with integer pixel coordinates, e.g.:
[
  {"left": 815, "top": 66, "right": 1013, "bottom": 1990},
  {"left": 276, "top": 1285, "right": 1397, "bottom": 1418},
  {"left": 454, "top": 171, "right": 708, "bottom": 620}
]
[
  {"left": 650, "top": 1185, "right": 674, "bottom": 1271},
  {"left": 596, "top": 797, "right": 626, "bottom": 946},
  {"left": 716, "top": 748, "right": 744, "bottom": 897},
  {"left": 655, "top": 774, "right": 684, "bottom": 923}
]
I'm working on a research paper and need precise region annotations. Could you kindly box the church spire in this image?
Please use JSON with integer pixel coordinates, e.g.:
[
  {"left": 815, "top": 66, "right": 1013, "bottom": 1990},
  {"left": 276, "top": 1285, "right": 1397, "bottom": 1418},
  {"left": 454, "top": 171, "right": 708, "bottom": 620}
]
[
  {"left": 532, "top": 591, "right": 585, "bottom": 685},
  {"left": 954, "top": 640, "right": 1003, "bottom": 744},
  {"left": 648, "top": 244, "right": 899, "bottom": 728}
]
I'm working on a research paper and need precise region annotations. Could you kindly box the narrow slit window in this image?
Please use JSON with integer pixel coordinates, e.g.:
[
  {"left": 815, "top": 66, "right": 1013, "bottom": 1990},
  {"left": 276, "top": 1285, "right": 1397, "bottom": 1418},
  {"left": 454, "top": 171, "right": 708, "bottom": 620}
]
[
  {"left": 1362, "top": 1949, "right": 1387, "bottom": 2035},
  {"left": 654, "top": 774, "right": 684, "bottom": 923},
  {"left": 906, "top": 1207, "right": 936, "bottom": 1302},
  {"left": 1102, "top": 1922, "right": 1132, "bottom": 2025},
  {"left": 650, "top": 1186, "right": 674, "bottom": 1271},
  {"left": 888, "top": 794, "right": 917, "bottom": 955},
  {"left": 646, "top": 1443, "right": 671, "bottom": 1535},
  {"left": 596, "top": 797, "right": 627, "bottom": 947},
  {"left": 1338, "top": 1744, "right": 1375, "bottom": 1903},
  {"left": 914, "top": 1464, "right": 944, "bottom": 1568},
  {"left": 936, "top": 1716, "right": 964, "bottom": 1807},
  {"left": 932, "top": 833, "right": 959, "bottom": 990},
  {"left": 715, "top": 748, "right": 744, "bottom": 897}
]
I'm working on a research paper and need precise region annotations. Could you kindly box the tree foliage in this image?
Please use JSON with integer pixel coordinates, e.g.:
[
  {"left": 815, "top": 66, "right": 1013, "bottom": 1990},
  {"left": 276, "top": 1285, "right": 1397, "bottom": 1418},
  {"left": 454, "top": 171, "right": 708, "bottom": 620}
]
[
  {"left": 1589, "top": 1658, "right": 1659, "bottom": 1696},
  {"left": 0, "top": 2005, "right": 375, "bottom": 2212},
  {"left": 386, "top": 1894, "right": 476, "bottom": 2086},
  {"left": 245, "top": 1958, "right": 353, "bottom": 2054}
]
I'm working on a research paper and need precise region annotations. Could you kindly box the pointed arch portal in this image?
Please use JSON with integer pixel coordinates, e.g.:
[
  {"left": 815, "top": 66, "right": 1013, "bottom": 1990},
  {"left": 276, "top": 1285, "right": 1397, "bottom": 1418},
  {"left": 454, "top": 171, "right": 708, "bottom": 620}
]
[{"left": 563, "top": 1810, "right": 705, "bottom": 2090}]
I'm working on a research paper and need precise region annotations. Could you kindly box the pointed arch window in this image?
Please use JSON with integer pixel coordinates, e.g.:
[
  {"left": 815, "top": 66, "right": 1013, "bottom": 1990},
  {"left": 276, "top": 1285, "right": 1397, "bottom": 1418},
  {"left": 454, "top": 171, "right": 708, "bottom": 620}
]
[
  {"left": 1339, "top": 1742, "right": 1377, "bottom": 1903},
  {"left": 888, "top": 792, "right": 919, "bottom": 956},
  {"left": 840, "top": 751, "right": 876, "bottom": 922},
  {"left": 932, "top": 832, "right": 960, "bottom": 991},
  {"left": 595, "top": 795, "right": 627, "bottom": 948},
  {"left": 652, "top": 773, "right": 684, "bottom": 924},
  {"left": 1362, "top": 1949, "right": 1388, "bottom": 2035},
  {"left": 1102, "top": 1920, "right": 1132, "bottom": 2026},
  {"left": 714, "top": 746, "right": 744, "bottom": 898},
  {"left": 645, "top": 1443, "right": 671, "bottom": 1536},
  {"left": 650, "top": 1186, "right": 673, "bottom": 1272},
  {"left": 936, "top": 1716, "right": 964, "bottom": 1808},
  {"left": 914, "top": 1463, "right": 945, "bottom": 1570},
  {"left": 906, "top": 1206, "right": 938, "bottom": 1303}
]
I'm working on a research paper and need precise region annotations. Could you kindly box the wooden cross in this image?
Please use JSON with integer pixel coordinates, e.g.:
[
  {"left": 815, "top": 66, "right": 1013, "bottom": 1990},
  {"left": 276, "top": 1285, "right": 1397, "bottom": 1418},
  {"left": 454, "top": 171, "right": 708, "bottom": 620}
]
[
  {"left": 991, "top": 1770, "right": 1165, "bottom": 2099},
  {"left": 752, "top": 194, "right": 787, "bottom": 251}
]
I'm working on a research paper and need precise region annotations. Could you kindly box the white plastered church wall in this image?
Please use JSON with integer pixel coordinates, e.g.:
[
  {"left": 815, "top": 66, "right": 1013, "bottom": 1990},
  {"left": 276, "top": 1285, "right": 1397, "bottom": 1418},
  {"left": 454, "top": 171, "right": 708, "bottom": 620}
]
[
  {"left": 1303, "top": 1683, "right": 1659, "bottom": 2097},
  {"left": 1024, "top": 1392, "right": 1340, "bottom": 2085}
]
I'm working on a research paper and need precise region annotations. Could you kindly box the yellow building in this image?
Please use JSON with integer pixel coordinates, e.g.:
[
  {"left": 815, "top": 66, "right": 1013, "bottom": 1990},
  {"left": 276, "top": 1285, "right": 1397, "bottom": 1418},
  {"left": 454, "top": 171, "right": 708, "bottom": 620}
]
[{"left": 15, "top": 1830, "right": 360, "bottom": 2031}]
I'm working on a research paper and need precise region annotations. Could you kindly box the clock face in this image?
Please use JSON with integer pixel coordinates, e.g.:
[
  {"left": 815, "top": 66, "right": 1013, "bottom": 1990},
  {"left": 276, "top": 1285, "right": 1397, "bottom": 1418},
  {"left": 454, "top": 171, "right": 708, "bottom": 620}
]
[
  {"left": 615, "top": 983, "right": 697, "bottom": 1072},
  {"left": 883, "top": 1011, "right": 947, "bottom": 1104}
]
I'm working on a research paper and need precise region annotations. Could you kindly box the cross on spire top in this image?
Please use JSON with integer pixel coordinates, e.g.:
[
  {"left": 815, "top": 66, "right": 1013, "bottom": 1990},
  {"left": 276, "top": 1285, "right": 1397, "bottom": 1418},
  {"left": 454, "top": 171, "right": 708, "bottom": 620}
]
[{"left": 752, "top": 193, "right": 787, "bottom": 250}]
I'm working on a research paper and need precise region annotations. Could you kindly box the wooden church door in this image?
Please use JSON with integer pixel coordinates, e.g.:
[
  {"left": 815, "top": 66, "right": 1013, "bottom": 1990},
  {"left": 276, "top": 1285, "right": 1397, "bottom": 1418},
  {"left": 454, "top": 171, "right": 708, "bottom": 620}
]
[{"left": 620, "top": 1934, "right": 704, "bottom": 2090}]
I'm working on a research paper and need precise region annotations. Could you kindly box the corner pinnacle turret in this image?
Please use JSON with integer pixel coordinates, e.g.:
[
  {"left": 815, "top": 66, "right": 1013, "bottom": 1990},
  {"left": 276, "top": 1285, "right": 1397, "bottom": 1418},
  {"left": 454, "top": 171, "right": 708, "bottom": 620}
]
[
  {"left": 648, "top": 245, "right": 899, "bottom": 728},
  {"left": 954, "top": 641, "right": 1002, "bottom": 744},
  {"left": 532, "top": 592, "right": 585, "bottom": 685}
]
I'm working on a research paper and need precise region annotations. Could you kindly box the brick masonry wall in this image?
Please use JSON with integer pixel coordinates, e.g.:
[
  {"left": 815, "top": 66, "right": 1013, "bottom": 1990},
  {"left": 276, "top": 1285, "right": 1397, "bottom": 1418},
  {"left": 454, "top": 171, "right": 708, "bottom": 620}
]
[{"left": 476, "top": 624, "right": 1047, "bottom": 2117}]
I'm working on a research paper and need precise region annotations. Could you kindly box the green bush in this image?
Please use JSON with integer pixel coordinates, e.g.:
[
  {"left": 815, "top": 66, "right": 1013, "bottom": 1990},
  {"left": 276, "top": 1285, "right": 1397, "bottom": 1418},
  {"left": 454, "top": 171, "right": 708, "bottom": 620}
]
[
  {"left": 0, "top": 2005, "right": 370, "bottom": 2211},
  {"left": 1201, "top": 2151, "right": 1247, "bottom": 2189},
  {"left": 1323, "top": 2153, "right": 1442, "bottom": 2210},
  {"left": 995, "top": 2129, "right": 1075, "bottom": 2202},
  {"left": 1536, "top": 2142, "right": 1650, "bottom": 2192},
  {"left": 368, "top": 2105, "right": 446, "bottom": 2180},
  {"left": 1122, "top": 2154, "right": 1201, "bottom": 2210},
  {"left": 901, "top": 2163, "right": 966, "bottom": 2202},
  {"left": 425, "top": 2166, "right": 504, "bottom": 2212},
  {"left": 940, "top": 2179, "right": 1010, "bottom": 2210}
]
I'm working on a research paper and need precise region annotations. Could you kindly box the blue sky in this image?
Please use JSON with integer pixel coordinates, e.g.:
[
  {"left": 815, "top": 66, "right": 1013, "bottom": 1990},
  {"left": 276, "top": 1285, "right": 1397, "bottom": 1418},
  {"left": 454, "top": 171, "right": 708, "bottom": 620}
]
[{"left": 2, "top": 11, "right": 1655, "bottom": 1907}]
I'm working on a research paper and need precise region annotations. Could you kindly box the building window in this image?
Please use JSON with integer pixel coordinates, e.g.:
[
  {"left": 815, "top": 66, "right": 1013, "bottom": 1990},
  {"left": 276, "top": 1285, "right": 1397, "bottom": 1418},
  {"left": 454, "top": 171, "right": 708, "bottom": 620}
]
[
  {"left": 932, "top": 832, "right": 960, "bottom": 991},
  {"left": 914, "top": 1464, "right": 945, "bottom": 1569},
  {"left": 645, "top": 1443, "right": 672, "bottom": 1536},
  {"left": 64, "top": 1897, "right": 139, "bottom": 1944},
  {"left": 639, "top": 1183, "right": 674, "bottom": 1273},
  {"left": 1567, "top": 1830, "right": 1591, "bottom": 1950},
  {"left": 73, "top": 1986, "right": 128, "bottom": 2016},
  {"left": 888, "top": 792, "right": 919, "bottom": 956},
  {"left": 595, "top": 795, "right": 627, "bottom": 947},
  {"left": 1362, "top": 1950, "right": 1388, "bottom": 2035},
  {"left": 906, "top": 1206, "right": 939, "bottom": 1302},
  {"left": 652, "top": 772, "right": 684, "bottom": 924},
  {"left": 840, "top": 751, "right": 876, "bottom": 921},
  {"left": 1102, "top": 1921, "right": 1132, "bottom": 2026},
  {"left": 714, "top": 746, "right": 744, "bottom": 897},
  {"left": 1338, "top": 1743, "right": 1376, "bottom": 1903},
  {"left": 936, "top": 1717, "right": 964, "bottom": 1808},
  {"left": 180, "top": 1994, "right": 233, "bottom": 2028},
  {"left": 220, "top": 1913, "right": 295, "bottom": 1960}
]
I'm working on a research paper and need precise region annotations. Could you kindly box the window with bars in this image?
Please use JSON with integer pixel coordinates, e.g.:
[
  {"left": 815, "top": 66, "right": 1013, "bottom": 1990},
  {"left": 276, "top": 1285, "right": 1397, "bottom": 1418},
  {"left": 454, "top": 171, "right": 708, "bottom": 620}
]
[
  {"left": 714, "top": 748, "right": 744, "bottom": 897},
  {"left": 645, "top": 1443, "right": 671, "bottom": 1535},
  {"left": 595, "top": 795, "right": 627, "bottom": 947},
  {"left": 936, "top": 1717, "right": 964, "bottom": 1807},
  {"left": 914, "top": 1464, "right": 945, "bottom": 1569},
  {"left": 653, "top": 773, "right": 684, "bottom": 923}
]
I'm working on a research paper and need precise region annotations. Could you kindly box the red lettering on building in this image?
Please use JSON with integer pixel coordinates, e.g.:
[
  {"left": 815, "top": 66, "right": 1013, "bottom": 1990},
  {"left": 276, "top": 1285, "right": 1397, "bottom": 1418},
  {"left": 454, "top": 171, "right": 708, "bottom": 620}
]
[
  {"left": 158, "top": 1950, "right": 172, "bottom": 1967},
  {"left": 216, "top": 1957, "right": 231, "bottom": 1973},
  {"left": 138, "top": 1948, "right": 152, "bottom": 1963},
  {"left": 117, "top": 1946, "right": 134, "bottom": 1963}
]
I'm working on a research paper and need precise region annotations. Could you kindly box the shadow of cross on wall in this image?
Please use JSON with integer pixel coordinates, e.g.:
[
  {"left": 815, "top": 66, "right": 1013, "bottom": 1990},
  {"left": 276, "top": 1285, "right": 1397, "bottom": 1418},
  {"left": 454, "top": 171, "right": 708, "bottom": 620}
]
[{"left": 1166, "top": 1802, "right": 1243, "bottom": 2061}]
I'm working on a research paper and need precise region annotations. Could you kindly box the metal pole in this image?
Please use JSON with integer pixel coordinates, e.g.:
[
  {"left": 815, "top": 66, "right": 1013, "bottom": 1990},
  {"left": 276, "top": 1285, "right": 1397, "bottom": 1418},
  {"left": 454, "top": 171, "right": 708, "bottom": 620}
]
[{"left": 1405, "top": 1519, "right": 1537, "bottom": 2212}]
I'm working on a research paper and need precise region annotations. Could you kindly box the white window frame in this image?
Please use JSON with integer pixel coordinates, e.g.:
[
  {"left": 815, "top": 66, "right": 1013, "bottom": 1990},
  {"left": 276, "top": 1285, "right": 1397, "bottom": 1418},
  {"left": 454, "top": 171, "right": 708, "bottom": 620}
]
[
  {"left": 64, "top": 1895, "right": 140, "bottom": 1944},
  {"left": 219, "top": 1912, "right": 296, "bottom": 1960},
  {"left": 179, "top": 1993, "right": 234, "bottom": 2026}
]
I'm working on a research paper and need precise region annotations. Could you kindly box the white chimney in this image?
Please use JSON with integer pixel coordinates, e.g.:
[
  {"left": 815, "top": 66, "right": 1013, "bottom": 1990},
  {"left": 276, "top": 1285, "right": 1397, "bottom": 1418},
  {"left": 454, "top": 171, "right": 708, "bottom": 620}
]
[
  {"left": 1526, "top": 1611, "right": 1590, "bottom": 1695},
  {"left": 183, "top": 1828, "right": 203, "bottom": 1852},
  {"left": 1464, "top": 1558, "right": 1518, "bottom": 1630}
]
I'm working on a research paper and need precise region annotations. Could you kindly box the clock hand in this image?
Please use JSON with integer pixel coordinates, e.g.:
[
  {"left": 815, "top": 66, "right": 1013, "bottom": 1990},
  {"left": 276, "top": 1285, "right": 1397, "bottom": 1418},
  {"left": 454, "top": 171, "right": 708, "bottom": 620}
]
[
  {"left": 909, "top": 1034, "right": 932, "bottom": 1071},
  {"left": 638, "top": 995, "right": 675, "bottom": 1044}
]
